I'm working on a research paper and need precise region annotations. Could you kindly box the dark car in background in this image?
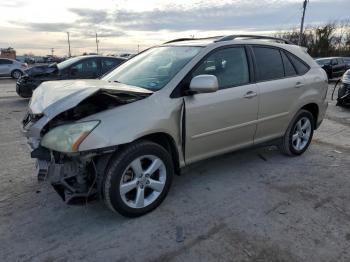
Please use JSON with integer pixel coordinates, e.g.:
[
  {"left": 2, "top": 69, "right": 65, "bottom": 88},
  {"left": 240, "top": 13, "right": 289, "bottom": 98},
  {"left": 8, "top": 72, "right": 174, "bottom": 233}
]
[
  {"left": 315, "top": 57, "right": 348, "bottom": 79},
  {"left": 343, "top": 57, "right": 350, "bottom": 68},
  {"left": 16, "top": 55, "right": 125, "bottom": 97}
]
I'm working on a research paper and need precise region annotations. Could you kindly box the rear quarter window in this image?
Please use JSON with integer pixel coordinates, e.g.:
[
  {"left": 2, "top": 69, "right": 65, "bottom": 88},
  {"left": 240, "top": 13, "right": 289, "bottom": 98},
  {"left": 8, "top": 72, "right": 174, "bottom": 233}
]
[{"left": 286, "top": 53, "right": 310, "bottom": 75}]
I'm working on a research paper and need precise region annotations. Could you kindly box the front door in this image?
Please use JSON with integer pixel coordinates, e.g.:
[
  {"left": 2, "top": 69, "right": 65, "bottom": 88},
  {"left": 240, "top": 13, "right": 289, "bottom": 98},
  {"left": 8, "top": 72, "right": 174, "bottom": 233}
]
[{"left": 184, "top": 46, "right": 258, "bottom": 164}]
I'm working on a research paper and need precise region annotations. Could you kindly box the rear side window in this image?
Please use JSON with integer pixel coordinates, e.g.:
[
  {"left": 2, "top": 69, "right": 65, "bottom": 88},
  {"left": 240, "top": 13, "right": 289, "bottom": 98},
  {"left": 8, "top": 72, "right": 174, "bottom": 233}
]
[
  {"left": 253, "top": 47, "right": 284, "bottom": 81},
  {"left": 0, "top": 59, "right": 13, "bottom": 65},
  {"left": 192, "top": 47, "right": 249, "bottom": 89},
  {"left": 281, "top": 51, "right": 297, "bottom": 77},
  {"left": 102, "top": 59, "right": 123, "bottom": 73},
  {"left": 287, "top": 53, "right": 309, "bottom": 75}
]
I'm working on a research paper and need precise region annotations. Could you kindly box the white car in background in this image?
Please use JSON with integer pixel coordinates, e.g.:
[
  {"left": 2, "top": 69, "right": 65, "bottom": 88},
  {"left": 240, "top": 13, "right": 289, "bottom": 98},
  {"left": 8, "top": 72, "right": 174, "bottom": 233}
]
[{"left": 0, "top": 58, "right": 28, "bottom": 79}]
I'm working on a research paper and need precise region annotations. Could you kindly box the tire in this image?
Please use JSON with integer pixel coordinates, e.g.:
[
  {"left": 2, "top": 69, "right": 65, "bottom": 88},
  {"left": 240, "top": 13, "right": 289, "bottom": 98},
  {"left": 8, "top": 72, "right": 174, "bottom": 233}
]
[
  {"left": 103, "top": 140, "right": 174, "bottom": 217},
  {"left": 280, "top": 110, "right": 314, "bottom": 156},
  {"left": 11, "top": 70, "right": 22, "bottom": 79}
]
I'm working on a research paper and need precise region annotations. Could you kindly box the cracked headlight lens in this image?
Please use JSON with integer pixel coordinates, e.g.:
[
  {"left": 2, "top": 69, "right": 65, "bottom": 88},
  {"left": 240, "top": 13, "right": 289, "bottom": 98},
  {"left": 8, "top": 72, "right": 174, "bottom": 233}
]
[{"left": 41, "top": 121, "right": 99, "bottom": 153}]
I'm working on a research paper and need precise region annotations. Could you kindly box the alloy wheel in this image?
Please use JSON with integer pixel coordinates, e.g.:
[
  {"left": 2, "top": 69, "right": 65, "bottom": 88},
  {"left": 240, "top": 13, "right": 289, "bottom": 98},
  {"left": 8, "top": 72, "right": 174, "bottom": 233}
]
[
  {"left": 119, "top": 155, "right": 167, "bottom": 209},
  {"left": 292, "top": 117, "right": 312, "bottom": 151}
]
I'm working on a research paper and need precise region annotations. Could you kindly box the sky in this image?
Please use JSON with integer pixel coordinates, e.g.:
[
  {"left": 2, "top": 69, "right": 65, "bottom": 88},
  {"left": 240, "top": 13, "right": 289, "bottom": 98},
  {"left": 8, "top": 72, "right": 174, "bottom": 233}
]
[{"left": 0, "top": 0, "right": 349, "bottom": 56}]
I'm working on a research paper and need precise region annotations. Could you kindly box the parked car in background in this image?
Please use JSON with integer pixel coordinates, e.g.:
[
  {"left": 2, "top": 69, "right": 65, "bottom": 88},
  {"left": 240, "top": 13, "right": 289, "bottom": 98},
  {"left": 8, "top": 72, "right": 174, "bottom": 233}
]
[
  {"left": 23, "top": 35, "right": 328, "bottom": 217},
  {"left": 16, "top": 55, "right": 125, "bottom": 97},
  {"left": 0, "top": 58, "right": 28, "bottom": 79},
  {"left": 343, "top": 57, "right": 350, "bottom": 68},
  {"left": 315, "top": 57, "right": 348, "bottom": 79}
]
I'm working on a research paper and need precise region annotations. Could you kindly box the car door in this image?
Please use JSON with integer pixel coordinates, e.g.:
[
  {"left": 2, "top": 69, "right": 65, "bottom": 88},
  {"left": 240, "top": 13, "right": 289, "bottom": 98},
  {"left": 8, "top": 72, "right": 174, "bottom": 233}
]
[
  {"left": 0, "top": 59, "right": 12, "bottom": 75},
  {"left": 338, "top": 58, "right": 346, "bottom": 75},
  {"left": 68, "top": 58, "right": 100, "bottom": 79},
  {"left": 331, "top": 58, "right": 341, "bottom": 77},
  {"left": 252, "top": 46, "right": 308, "bottom": 143},
  {"left": 184, "top": 46, "right": 259, "bottom": 163}
]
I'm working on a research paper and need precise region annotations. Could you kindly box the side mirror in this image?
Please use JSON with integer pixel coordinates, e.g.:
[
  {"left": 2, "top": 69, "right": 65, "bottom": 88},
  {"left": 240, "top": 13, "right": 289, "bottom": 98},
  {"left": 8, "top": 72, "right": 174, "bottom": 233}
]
[{"left": 189, "top": 74, "right": 218, "bottom": 94}]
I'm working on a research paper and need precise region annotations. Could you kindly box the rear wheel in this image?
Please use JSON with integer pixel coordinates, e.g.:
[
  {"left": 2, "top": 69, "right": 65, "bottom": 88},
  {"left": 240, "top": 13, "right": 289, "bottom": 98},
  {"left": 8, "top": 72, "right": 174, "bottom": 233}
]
[
  {"left": 280, "top": 110, "right": 314, "bottom": 156},
  {"left": 103, "top": 141, "right": 173, "bottom": 217},
  {"left": 11, "top": 70, "right": 22, "bottom": 79}
]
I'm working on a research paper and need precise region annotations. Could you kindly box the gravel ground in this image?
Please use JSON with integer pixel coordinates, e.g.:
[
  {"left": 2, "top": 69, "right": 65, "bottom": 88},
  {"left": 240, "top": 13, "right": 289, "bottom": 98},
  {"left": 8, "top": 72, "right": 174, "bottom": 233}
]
[{"left": 0, "top": 78, "right": 349, "bottom": 262}]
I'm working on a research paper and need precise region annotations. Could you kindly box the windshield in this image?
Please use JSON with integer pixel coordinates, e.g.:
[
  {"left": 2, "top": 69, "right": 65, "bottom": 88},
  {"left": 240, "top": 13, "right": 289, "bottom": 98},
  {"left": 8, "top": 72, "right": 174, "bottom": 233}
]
[
  {"left": 57, "top": 57, "right": 83, "bottom": 70},
  {"left": 102, "top": 46, "right": 202, "bottom": 91},
  {"left": 316, "top": 59, "right": 331, "bottom": 66}
]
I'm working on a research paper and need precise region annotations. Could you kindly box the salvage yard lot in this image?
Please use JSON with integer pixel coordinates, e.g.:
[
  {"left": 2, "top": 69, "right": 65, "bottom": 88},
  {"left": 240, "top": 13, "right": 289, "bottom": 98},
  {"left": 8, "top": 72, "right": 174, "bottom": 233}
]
[{"left": 1, "top": 78, "right": 350, "bottom": 262}]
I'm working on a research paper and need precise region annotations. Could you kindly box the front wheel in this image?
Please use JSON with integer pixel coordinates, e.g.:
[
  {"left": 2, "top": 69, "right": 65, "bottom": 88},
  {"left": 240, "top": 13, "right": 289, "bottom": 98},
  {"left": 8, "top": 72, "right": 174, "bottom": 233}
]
[
  {"left": 280, "top": 110, "right": 314, "bottom": 156},
  {"left": 11, "top": 70, "right": 23, "bottom": 79},
  {"left": 103, "top": 141, "right": 173, "bottom": 217}
]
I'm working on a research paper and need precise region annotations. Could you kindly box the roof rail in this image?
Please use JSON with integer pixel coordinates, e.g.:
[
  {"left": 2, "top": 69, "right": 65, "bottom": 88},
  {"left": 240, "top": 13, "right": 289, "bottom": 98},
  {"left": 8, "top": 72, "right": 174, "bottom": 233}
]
[
  {"left": 163, "top": 36, "right": 223, "bottom": 44},
  {"left": 214, "top": 35, "right": 294, "bottom": 45}
]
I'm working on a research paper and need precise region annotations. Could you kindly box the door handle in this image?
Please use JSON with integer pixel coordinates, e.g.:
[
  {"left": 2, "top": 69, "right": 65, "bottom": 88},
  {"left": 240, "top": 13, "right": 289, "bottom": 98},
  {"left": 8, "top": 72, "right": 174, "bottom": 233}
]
[
  {"left": 243, "top": 91, "right": 257, "bottom": 99},
  {"left": 295, "top": 82, "right": 304, "bottom": 88}
]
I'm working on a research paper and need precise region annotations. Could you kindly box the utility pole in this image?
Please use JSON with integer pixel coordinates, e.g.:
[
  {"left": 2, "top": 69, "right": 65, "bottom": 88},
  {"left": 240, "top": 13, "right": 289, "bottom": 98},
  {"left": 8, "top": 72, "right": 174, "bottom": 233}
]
[
  {"left": 298, "top": 0, "right": 309, "bottom": 46},
  {"left": 137, "top": 44, "right": 140, "bottom": 53},
  {"left": 95, "top": 33, "right": 99, "bottom": 54},
  {"left": 51, "top": 48, "right": 54, "bottom": 56},
  {"left": 67, "top": 32, "right": 71, "bottom": 57}
]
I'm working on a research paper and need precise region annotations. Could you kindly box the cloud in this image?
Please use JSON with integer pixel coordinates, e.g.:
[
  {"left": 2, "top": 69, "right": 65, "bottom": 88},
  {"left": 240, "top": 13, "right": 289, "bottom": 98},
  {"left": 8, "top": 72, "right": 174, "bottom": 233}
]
[
  {"left": 25, "top": 22, "right": 72, "bottom": 32},
  {"left": 0, "top": 0, "right": 26, "bottom": 8},
  {"left": 109, "top": 0, "right": 350, "bottom": 31},
  {"left": 68, "top": 8, "right": 109, "bottom": 24}
]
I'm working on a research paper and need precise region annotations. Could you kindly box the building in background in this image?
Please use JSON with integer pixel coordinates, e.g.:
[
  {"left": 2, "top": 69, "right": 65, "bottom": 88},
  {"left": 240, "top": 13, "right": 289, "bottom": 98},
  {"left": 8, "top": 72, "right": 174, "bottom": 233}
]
[{"left": 0, "top": 47, "right": 16, "bottom": 59}]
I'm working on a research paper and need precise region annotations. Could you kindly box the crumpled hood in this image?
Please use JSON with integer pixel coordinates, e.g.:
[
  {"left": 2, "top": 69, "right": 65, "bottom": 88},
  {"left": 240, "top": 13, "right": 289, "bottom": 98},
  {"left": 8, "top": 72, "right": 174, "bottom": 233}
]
[
  {"left": 29, "top": 79, "right": 152, "bottom": 116},
  {"left": 25, "top": 64, "right": 58, "bottom": 77}
]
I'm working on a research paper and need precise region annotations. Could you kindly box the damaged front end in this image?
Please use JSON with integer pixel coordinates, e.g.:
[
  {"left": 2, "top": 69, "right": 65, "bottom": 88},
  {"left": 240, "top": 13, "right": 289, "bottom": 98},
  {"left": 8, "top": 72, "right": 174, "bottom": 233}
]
[
  {"left": 32, "top": 146, "right": 114, "bottom": 203},
  {"left": 23, "top": 80, "right": 152, "bottom": 203}
]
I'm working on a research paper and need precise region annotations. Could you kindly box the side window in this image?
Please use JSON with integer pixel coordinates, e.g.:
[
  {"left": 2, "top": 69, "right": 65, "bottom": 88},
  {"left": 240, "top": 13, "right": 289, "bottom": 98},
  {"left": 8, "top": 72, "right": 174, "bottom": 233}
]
[
  {"left": 0, "top": 59, "right": 13, "bottom": 65},
  {"left": 287, "top": 53, "right": 309, "bottom": 75},
  {"left": 281, "top": 51, "right": 297, "bottom": 77},
  {"left": 102, "top": 59, "right": 121, "bottom": 73},
  {"left": 337, "top": 58, "right": 344, "bottom": 64},
  {"left": 331, "top": 59, "right": 338, "bottom": 65},
  {"left": 70, "top": 59, "right": 98, "bottom": 75},
  {"left": 192, "top": 47, "right": 249, "bottom": 89},
  {"left": 253, "top": 47, "right": 284, "bottom": 81}
]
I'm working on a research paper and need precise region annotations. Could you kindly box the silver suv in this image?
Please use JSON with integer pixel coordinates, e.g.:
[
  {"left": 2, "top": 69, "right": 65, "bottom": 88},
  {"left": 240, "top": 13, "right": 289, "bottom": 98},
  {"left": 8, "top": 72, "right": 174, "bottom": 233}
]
[{"left": 23, "top": 35, "right": 328, "bottom": 217}]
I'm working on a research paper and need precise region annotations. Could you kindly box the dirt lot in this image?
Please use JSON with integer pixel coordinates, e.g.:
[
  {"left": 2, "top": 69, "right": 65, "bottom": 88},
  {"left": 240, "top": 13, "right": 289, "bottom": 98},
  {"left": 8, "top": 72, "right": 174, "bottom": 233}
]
[{"left": 0, "top": 78, "right": 350, "bottom": 262}]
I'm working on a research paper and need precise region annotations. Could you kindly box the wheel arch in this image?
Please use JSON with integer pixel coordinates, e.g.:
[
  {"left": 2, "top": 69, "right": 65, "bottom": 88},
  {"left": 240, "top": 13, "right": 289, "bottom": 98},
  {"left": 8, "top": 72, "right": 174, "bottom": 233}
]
[
  {"left": 11, "top": 68, "right": 23, "bottom": 76},
  {"left": 300, "top": 103, "right": 319, "bottom": 129},
  {"left": 135, "top": 132, "right": 181, "bottom": 175}
]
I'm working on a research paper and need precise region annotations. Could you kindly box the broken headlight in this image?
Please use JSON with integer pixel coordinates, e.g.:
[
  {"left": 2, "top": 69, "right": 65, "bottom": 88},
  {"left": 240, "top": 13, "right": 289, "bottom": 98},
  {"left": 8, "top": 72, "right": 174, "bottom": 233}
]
[{"left": 41, "top": 121, "right": 100, "bottom": 153}]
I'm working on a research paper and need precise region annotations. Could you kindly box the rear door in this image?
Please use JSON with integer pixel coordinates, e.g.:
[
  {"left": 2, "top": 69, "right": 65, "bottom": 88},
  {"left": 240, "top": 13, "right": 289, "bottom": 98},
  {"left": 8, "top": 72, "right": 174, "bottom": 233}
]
[
  {"left": 184, "top": 46, "right": 259, "bottom": 163},
  {"left": 331, "top": 58, "right": 341, "bottom": 77},
  {"left": 337, "top": 58, "right": 346, "bottom": 75},
  {"left": 0, "top": 59, "right": 13, "bottom": 75},
  {"left": 252, "top": 46, "right": 307, "bottom": 143}
]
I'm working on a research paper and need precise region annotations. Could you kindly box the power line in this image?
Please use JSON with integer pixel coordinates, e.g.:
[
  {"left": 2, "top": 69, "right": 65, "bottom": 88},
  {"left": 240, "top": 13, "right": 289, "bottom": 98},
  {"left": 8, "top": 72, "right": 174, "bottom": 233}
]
[
  {"left": 95, "top": 33, "right": 99, "bottom": 54},
  {"left": 67, "top": 32, "right": 71, "bottom": 57},
  {"left": 298, "top": 0, "right": 309, "bottom": 45}
]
